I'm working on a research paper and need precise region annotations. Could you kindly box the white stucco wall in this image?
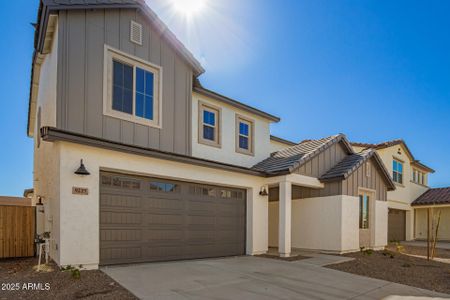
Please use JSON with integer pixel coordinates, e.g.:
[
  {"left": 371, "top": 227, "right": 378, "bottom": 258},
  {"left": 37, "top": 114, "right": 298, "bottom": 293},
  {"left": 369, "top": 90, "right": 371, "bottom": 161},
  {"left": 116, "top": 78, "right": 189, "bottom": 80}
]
[
  {"left": 51, "top": 141, "right": 269, "bottom": 269},
  {"left": 269, "top": 140, "right": 291, "bottom": 153},
  {"left": 269, "top": 195, "right": 387, "bottom": 253},
  {"left": 191, "top": 92, "right": 273, "bottom": 167},
  {"left": 373, "top": 200, "right": 388, "bottom": 248},
  {"left": 415, "top": 207, "right": 450, "bottom": 241},
  {"left": 33, "top": 22, "right": 60, "bottom": 262},
  {"left": 269, "top": 195, "right": 360, "bottom": 253},
  {"left": 36, "top": 23, "right": 58, "bottom": 129}
]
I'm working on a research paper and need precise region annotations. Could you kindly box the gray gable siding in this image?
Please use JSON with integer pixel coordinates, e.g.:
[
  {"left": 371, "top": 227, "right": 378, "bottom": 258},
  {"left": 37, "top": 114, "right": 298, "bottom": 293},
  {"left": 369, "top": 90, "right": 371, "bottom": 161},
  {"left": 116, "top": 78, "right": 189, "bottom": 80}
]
[
  {"left": 56, "top": 8, "right": 193, "bottom": 155},
  {"left": 341, "top": 158, "right": 387, "bottom": 201},
  {"left": 269, "top": 157, "right": 388, "bottom": 201},
  {"left": 294, "top": 142, "right": 348, "bottom": 178}
]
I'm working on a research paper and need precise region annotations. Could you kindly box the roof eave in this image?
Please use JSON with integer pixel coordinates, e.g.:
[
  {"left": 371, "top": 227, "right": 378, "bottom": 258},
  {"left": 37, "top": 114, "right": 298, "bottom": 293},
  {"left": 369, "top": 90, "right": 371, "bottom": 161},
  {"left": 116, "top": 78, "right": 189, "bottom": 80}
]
[
  {"left": 194, "top": 86, "right": 280, "bottom": 122},
  {"left": 41, "top": 127, "right": 266, "bottom": 177},
  {"left": 270, "top": 135, "right": 296, "bottom": 146}
]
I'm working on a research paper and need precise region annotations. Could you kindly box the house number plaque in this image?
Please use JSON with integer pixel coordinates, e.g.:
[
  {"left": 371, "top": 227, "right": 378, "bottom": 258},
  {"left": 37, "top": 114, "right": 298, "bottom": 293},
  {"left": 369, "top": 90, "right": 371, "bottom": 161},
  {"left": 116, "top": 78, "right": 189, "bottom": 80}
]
[{"left": 72, "top": 187, "right": 89, "bottom": 195}]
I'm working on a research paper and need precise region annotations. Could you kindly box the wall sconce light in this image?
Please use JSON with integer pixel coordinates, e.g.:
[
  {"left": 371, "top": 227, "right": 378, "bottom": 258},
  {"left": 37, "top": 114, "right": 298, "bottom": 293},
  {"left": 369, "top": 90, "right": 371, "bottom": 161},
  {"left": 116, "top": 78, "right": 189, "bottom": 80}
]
[
  {"left": 259, "top": 186, "right": 269, "bottom": 196},
  {"left": 36, "top": 196, "right": 44, "bottom": 213},
  {"left": 74, "top": 159, "right": 90, "bottom": 176}
]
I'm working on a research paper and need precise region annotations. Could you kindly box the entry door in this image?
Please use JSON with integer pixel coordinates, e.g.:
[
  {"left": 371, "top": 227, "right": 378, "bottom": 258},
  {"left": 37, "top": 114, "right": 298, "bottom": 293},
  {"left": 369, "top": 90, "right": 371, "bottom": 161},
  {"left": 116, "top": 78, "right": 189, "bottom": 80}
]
[{"left": 359, "top": 192, "right": 372, "bottom": 248}]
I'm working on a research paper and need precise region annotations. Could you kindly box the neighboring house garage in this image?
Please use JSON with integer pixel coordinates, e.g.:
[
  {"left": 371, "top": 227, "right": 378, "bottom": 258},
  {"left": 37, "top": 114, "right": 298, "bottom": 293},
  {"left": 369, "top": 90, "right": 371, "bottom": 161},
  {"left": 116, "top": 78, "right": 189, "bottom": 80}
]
[
  {"left": 388, "top": 209, "right": 406, "bottom": 242},
  {"left": 412, "top": 187, "right": 450, "bottom": 241},
  {"left": 99, "top": 172, "right": 246, "bottom": 265}
]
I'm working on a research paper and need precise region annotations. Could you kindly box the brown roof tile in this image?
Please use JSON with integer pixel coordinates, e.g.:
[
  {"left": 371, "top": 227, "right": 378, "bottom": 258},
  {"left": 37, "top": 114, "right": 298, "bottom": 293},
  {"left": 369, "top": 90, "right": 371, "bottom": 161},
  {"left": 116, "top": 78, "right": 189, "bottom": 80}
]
[{"left": 412, "top": 188, "right": 450, "bottom": 206}]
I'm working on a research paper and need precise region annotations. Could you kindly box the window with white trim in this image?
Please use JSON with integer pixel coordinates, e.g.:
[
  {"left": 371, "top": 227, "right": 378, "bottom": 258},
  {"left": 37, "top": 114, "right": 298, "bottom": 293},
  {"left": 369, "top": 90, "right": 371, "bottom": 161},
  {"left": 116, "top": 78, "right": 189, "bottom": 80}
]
[
  {"left": 393, "top": 159, "right": 403, "bottom": 184},
  {"left": 104, "top": 47, "right": 161, "bottom": 127},
  {"left": 236, "top": 115, "right": 254, "bottom": 155},
  {"left": 198, "top": 102, "right": 220, "bottom": 147}
]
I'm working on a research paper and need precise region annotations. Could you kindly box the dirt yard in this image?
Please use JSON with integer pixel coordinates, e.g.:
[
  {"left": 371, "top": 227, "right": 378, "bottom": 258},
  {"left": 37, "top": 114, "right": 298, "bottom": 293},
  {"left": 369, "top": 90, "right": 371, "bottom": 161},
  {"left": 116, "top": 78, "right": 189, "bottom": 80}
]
[
  {"left": 0, "top": 258, "right": 137, "bottom": 300},
  {"left": 327, "top": 250, "right": 450, "bottom": 295}
]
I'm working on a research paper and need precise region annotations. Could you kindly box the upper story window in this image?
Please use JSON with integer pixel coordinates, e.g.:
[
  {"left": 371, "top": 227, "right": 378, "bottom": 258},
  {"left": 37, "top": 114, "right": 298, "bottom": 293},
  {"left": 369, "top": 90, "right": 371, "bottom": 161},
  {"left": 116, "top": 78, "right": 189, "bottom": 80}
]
[
  {"left": 412, "top": 169, "right": 426, "bottom": 185},
  {"left": 392, "top": 159, "right": 403, "bottom": 184},
  {"left": 236, "top": 115, "right": 254, "bottom": 155},
  {"left": 198, "top": 101, "right": 221, "bottom": 147},
  {"left": 104, "top": 46, "right": 161, "bottom": 128}
]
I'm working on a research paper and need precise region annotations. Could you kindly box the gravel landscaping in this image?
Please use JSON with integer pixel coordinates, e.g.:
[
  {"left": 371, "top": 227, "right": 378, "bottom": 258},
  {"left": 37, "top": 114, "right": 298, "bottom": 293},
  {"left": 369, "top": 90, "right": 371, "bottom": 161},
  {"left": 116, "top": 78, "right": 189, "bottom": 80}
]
[
  {"left": 0, "top": 258, "right": 137, "bottom": 300},
  {"left": 386, "top": 243, "right": 450, "bottom": 259},
  {"left": 327, "top": 250, "right": 450, "bottom": 294}
]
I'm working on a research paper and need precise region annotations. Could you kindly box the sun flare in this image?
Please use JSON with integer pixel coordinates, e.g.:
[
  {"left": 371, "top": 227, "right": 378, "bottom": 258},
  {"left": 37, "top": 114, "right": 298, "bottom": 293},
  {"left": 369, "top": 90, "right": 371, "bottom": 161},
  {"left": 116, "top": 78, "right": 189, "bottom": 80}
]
[{"left": 171, "top": 0, "right": 207, "bottom": 16}]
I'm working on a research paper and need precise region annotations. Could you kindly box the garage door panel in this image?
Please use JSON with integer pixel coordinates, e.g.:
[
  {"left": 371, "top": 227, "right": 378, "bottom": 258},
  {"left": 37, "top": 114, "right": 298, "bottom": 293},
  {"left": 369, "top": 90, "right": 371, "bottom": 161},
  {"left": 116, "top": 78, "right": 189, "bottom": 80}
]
[
  {"left": 100, "top": 172, "right": 246, "bottom": 265},
  {"left": 100, "top": 211, "right": 143, "bottom": 225},
  {"left": 101, "top": 194, "right": 142, "bottom": 209},
  {"left": 145, "top": 213, "right": 184, "bottom": 226},
  {"left": 100, "top": 229, "right": 142, "bottom": 242},
  {"left": 144, "top": 197, "right": 184, "bottom": 210},
  {"left": 388, "top": 209, "right": 406, "bottom": 242}
]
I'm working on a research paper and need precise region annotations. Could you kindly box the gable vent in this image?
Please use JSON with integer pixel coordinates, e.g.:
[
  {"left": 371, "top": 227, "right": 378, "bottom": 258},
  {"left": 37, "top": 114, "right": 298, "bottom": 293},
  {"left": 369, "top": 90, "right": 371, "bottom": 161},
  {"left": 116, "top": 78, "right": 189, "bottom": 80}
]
[{"left": 130, "top": 21, "right": 143, "bottom": 45}]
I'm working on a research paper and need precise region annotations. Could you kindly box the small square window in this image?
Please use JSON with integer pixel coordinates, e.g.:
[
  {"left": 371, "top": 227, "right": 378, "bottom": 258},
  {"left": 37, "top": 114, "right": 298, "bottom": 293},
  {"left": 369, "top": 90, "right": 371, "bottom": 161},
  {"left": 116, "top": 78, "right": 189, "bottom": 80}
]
[
  {"left": 236, "top": 115, "right": 254, "bottom": 155},
  {"left": 198, "top": 102, "right": 221, "bottom": 147}
]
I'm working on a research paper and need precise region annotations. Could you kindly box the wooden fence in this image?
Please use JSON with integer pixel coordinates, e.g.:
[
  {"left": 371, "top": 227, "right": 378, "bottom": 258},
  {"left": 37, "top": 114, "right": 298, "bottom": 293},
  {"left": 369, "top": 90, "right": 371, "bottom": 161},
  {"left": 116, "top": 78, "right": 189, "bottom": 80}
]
[{"left": 0, "top": 205, "right": 35, "bottom": 258}]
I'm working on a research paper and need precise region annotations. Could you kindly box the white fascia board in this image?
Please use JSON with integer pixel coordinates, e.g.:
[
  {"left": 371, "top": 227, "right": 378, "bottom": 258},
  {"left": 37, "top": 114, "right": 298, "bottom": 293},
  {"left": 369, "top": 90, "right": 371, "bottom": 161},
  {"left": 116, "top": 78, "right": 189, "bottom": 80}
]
[{"left": 265, "top": 173, "right": 324, "bottom": 189}]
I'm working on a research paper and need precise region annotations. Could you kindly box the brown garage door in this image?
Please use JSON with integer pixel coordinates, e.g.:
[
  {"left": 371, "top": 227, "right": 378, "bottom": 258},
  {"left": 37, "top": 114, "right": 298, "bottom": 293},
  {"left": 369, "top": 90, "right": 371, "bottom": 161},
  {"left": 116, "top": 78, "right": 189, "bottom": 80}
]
[
  {"left": 388, "top": 209, "right": 406, "bottom": 242},
  {"left": 99, "top": 172, "right": 246, "bottom": 265}
]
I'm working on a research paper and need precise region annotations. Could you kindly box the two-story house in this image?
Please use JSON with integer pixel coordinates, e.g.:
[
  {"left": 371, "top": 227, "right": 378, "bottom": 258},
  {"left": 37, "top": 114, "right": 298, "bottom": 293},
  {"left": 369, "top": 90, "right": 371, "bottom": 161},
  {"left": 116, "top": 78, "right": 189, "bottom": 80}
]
[
  {"left": 351, "top": 140, "right": 437, "bottom": 241},
  {"left": 29, "top": 0, "right": 396, "bottom": 269}
]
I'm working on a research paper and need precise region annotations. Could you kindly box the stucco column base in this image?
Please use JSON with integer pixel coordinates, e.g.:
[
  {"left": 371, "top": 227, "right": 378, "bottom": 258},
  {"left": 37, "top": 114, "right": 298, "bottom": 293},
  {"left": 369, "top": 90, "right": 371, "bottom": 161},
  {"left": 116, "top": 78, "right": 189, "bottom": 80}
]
[{"left": 279, "top": 181, "right": 292, "bottom": 257}]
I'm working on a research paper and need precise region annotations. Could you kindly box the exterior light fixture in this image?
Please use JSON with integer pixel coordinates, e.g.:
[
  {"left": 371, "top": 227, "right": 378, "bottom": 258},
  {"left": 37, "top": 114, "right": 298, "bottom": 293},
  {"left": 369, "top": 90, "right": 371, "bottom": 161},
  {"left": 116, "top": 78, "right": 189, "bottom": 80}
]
[
  {"left": 397, "top": 148, "right": 402, "bottom": 155},
  {"left": 36, "top": 196, "right": 44, "bottom": 213},
  {"left": 259, "top": 186, "right": 269, "bottom": 196},
  {"left": 74, "top": 159, "right": 90, "bottom": 176}
]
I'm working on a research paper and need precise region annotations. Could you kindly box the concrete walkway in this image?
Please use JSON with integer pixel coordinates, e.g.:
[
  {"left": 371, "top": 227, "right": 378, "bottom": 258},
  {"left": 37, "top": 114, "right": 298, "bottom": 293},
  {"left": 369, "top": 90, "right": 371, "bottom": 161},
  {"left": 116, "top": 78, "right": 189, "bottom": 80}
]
[
  {"left": 102, "top": 256, "right": 449, "bottom": 300},
  {"left": 403, "top": 241, "right": 450, "bottom": 250}
]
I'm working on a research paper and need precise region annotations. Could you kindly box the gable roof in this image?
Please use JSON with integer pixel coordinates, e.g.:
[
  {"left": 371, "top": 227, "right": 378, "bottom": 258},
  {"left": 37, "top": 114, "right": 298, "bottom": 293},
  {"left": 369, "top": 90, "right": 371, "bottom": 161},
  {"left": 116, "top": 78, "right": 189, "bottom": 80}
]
[
  {"left": 412, "top": 187, "right": 450, "bottom": 206},
  {"left": 28, "top": 0, "right": 205, "bottom": 137},
  {"left": 351, "top": 139, "right": 435, "bottom": 173},
  {"left": 252, "top": 134, "right": 354, "bottom": 175},
  {"left": 37, "top": 0, "right": 204, "bottom": 76},
  {"left": 320, "top": 149, "right": 396, "bottom": 191}
]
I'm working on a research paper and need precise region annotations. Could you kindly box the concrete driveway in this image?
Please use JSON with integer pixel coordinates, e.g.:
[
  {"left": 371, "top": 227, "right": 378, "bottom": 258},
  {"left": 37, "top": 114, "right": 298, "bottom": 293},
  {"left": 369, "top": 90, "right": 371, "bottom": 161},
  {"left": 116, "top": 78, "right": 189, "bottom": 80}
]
[{"left": 102, "top": 256, "right": 448, "bottom": 300}]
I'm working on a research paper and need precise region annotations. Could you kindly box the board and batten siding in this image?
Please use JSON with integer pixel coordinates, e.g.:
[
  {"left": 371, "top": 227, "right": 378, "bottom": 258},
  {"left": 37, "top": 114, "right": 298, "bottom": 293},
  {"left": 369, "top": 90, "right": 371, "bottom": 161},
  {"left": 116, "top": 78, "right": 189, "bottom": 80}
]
[
  {"left": 341, "top": 158, "right": 387, "bottom": 201},
  {"left": 269, "top": 157, "right": 388, "bottom": 201},
  {"left": 56, "top": 9, "right": 193, "bottom": 155},
  {"left": 294, "top": 142, "right": 348, "bottom": 178}
]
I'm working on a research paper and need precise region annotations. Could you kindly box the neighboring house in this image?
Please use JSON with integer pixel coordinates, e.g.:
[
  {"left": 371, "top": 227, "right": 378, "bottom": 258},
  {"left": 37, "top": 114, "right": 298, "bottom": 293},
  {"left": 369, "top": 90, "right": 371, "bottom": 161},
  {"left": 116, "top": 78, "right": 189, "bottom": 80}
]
[
  {"left": 29, "top": 0, "right": 395, "bottom": 269},
  {"left": 352, "top": 140, "right": 435, "bottom": 242},
  {"left": 412, "top": 188, "right": 450, "bottom": 241}
]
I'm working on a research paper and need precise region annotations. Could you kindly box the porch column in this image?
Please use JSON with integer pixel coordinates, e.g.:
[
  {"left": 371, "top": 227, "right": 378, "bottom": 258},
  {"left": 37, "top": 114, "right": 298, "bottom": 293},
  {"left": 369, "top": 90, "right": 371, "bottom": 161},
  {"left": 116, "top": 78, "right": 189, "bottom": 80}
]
[{"left": 279, "top": 181, "right": 292, "bottom": 257}]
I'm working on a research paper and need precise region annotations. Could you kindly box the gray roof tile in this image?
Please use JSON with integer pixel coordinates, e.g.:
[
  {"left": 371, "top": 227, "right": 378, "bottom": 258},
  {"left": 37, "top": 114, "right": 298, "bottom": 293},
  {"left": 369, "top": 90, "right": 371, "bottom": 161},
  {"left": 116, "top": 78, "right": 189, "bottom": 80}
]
[
  {"left": 252, "top": 134, "right": 349, "bottom": 175},
  {"left": 320, "top": 149, "right": 373, "bottom": 181}
]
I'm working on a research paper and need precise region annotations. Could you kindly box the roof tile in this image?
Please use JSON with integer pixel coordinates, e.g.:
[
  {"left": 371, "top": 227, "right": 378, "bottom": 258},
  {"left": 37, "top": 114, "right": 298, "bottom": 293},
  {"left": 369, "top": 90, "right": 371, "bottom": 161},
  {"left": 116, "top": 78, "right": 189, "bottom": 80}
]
[
  {"left": 252, "top": 135, "right": 345, "bottom": 174},
  {"left": 412, "top": 188, "right": 450, "bottom": 206}
]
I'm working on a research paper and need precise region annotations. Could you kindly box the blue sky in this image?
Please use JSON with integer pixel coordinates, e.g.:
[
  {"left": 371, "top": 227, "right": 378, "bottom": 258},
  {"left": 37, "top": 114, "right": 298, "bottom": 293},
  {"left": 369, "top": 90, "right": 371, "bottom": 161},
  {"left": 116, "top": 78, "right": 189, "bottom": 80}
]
[{"left": 0, "top": 0, "right": 449, "bottom": 196}]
